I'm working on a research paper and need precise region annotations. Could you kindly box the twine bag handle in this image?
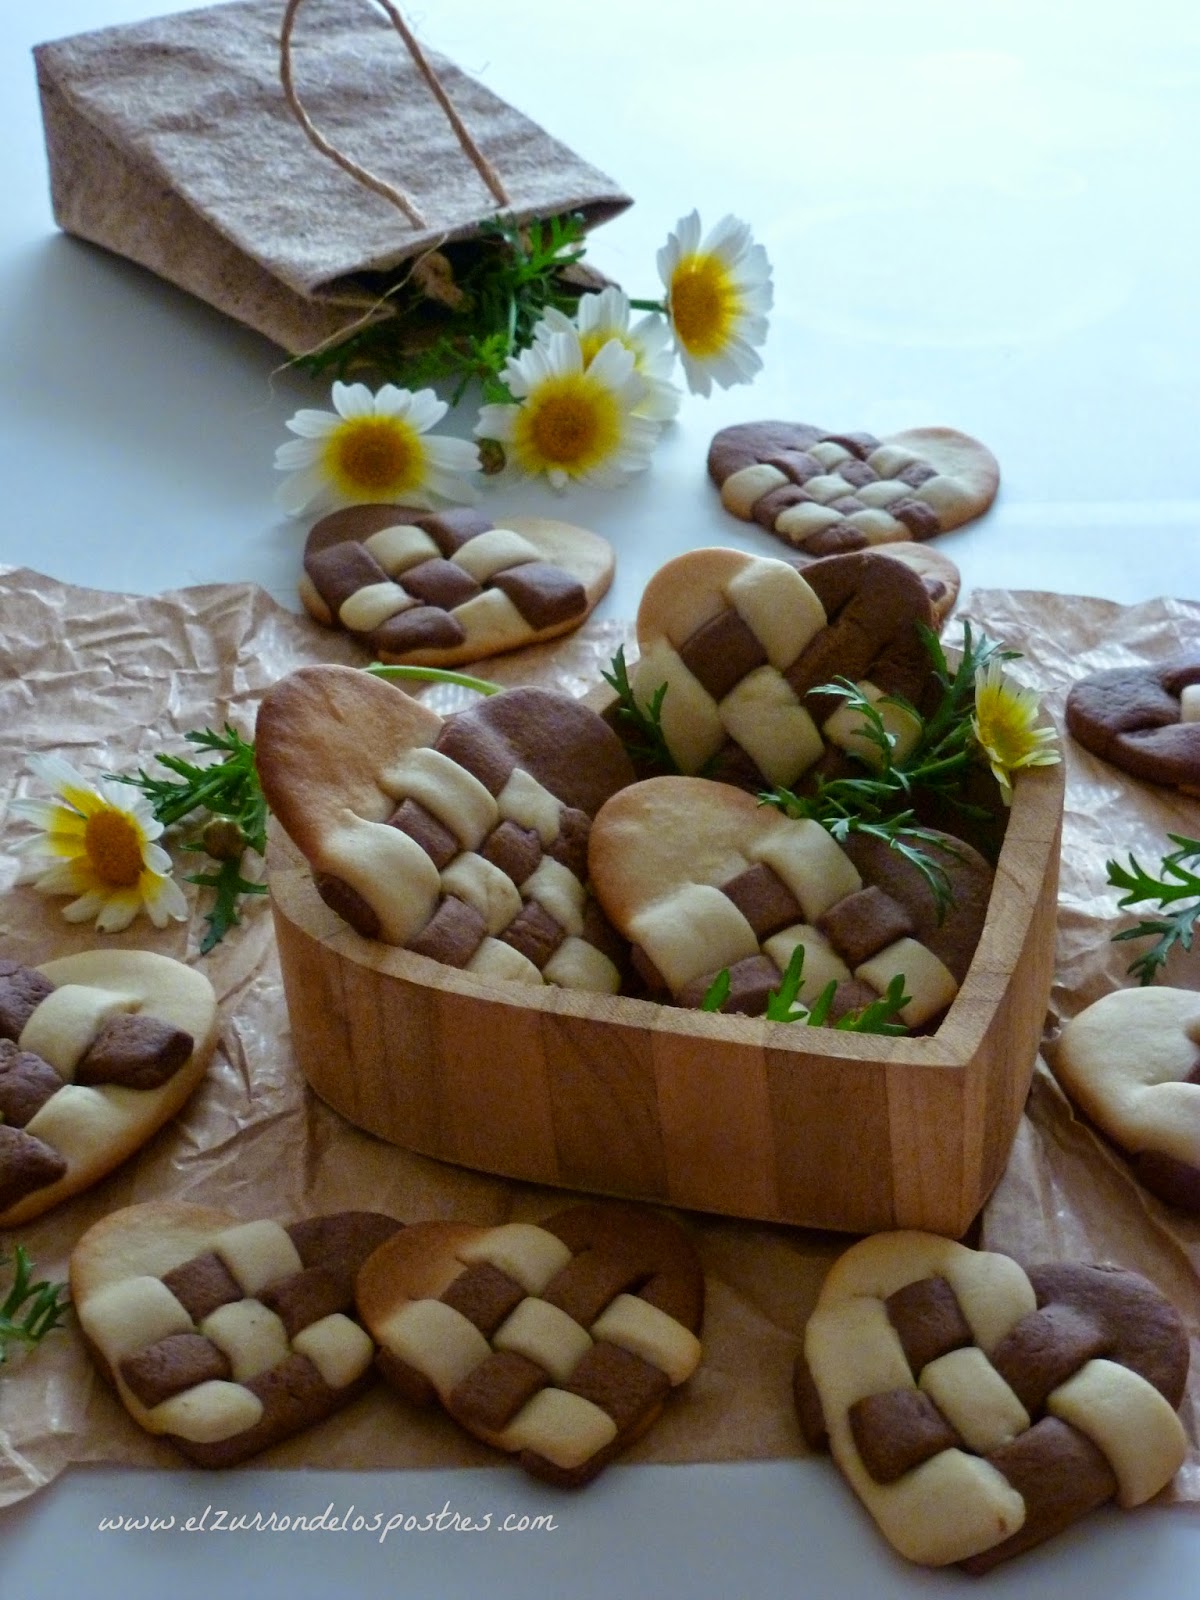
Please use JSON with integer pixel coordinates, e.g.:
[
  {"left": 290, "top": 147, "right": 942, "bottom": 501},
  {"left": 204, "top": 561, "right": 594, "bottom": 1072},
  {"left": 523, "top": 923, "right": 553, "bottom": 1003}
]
[{"left": 279, "top": 0, "right": 511, "bottom": 228}]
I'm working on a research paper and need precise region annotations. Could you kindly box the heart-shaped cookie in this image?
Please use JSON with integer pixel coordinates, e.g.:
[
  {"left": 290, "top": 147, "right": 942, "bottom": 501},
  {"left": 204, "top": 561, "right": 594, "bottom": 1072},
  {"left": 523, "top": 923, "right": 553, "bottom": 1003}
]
[
  {"left": 255, "top": 665, "right": 634, "bottom": 993},
  {"left": 628, "top": 548, "right": 936, "bottom": 791},
  {"left": 356, "top": 1203, "right": 704, "bottom": 1486},
  {"left": 1052, "top": 987, "right": 1200, "bottom": 1211},
  {"left": 707, "top": 421, "right": 999, "bottom": 555},
  {"left": 0, "top": 950, "right": 217, "bottom": 1227},
  {"left": 794, "top": 1231, "right": 1189, "bottom": 1572},
  {"left": 588, "top": 776, "right": 992, "bottom": 1027},
  {"left": 299, "top": 504, "right": 615, "bottom": 666},
  {"left": 1066, "top": 656, "right": 1200, "bottom": 794},
  {"left": 72, "top": 1201, "right": 404, "bottom": 1466}
]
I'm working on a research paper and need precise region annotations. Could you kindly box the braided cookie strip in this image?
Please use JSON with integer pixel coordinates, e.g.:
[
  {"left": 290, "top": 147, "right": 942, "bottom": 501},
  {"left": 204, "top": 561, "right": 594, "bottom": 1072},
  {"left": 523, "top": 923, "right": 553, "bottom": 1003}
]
[
  {"left": 72, "top": 1202, "right": 405, "bottom": 1466},
  {"left": 707, "top": 422, "right": 999, "bottom": 555},
  {"left": 630, "top": 547, "right": 935, "bottom": 791},
  {"left": 1065, "top": 656, "right": 1200, "bottom": 794},
  {"left": 300, "top": 504, "right": 615, "bottom": 667},
  {"left": 588, "top": 777, "right": 992, "bottom": 1028},
  {"left": 0, "top": 951, "right": 217, "bottom": 1227},
  {"left": 1051, "top": 987, "right": 1200, "bottom": 1212},
  {"left": 794, "top": 1231, "right": 1189, "bottom": 1572},
  {"left": 357, "top": 1204, "right": 704, "bottom": 1486},
  {"left": 256, "top": 665, "right": 633, "bottom": 994}
]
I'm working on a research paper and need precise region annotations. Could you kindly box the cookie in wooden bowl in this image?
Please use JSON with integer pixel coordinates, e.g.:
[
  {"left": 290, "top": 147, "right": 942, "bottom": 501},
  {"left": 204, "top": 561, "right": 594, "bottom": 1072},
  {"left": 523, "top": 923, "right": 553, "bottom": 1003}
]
[
  {"left": 72, "top": 1201, "right": 404, "bottom": 1466},
  {"left": 588, "top": 776, "right": 992, "bottom": 1028},
  {"left": 299, "top": 505, "right": 615, "bottom": 666},
  {"left": 707, "top": 421, "right": 999, "bottom": 555},
  {"left": 357, "top": 1202, "right": 703, "bottom": 1486},
  {"left": 255, "top": 664, "right": 634, "bottom": 993},
  {"left": 0, "top": 950, "right": 217, "bottom": 1227},
  {"left": 627, "top": 546, "right": 936, "bottom": 791},
  {"left": 794, "top": 1231, "right": 1189, "bottom": 1572}
]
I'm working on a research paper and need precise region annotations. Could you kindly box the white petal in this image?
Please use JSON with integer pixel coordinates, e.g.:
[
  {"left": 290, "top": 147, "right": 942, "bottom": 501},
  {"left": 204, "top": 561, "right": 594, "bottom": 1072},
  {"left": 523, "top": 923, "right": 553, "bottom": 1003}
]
[
  {"left": 424, "top": 435, "right": 482, "bottom": 472},
  {"left": 27, "top": 753, "right": 93, "bottom": 796},
  {"left": 145, "top": 874, "right": 189, "bottom": 925},
  {"left": 274, "top": 438, "right": 323, "bottom": 471},
  {"left": 62, "top": 890, "right": 109, "bottom": 924},
  {"left": 276, "top": 467, "right": 334, "bottom": 517},
  {"left": 284, "top": 408, "right": 340, "bottom": 438},
  {"left": 586, "top": 337, "right": 637, "bottom": 391},
  {"left": 533, "top": 307, "right": 574, "bottom": 341},
  {"left": 94, "top": 891, "right": 140, "bottom": 933},
  {"left": 475, "top": 404, "right": 519, "bottom": 443},
  {"left": 331, "top": 382, "right": 376, "bottom": 419}
]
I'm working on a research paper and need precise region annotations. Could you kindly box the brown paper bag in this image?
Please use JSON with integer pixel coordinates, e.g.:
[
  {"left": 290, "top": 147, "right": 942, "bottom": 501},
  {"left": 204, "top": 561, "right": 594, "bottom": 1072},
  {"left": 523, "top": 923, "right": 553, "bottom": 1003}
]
[{"left": 34, "top": 0, "right": 631, "bottom": 355}]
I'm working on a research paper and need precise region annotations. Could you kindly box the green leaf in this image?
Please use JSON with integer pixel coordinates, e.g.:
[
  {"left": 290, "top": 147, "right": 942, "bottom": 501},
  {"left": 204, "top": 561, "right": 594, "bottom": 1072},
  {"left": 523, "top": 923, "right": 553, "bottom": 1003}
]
[
  {"left": 0, "top": 1246, "right": 70, "bottom": 1365},
  {"left": 764, "top": 944, "right": 808, "bottom": 1022},
  {"left": 699, "top": 969, "right": 731, "bottom": 1012},
  {"left": 1106, "top": 834, "right": 1200, "bottom": 983}
]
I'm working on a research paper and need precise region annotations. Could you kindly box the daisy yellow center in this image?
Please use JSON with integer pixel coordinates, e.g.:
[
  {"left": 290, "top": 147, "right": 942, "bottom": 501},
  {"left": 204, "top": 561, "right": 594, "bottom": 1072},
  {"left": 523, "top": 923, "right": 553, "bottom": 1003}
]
[
  {"left": 670, "top": 253, "right": 736, "bottom": 357},
  {"left": 84, "top": 808, "right": 145, "bottom": 887},
  {"left": 323, "top": 416, "right": 424, "bottom": 500},
  {"left": 976, "top": 685, "right": 1038, "bottom": 766},
  {"left": 515, "top": 376, "right": 620, "bottom": 474}
]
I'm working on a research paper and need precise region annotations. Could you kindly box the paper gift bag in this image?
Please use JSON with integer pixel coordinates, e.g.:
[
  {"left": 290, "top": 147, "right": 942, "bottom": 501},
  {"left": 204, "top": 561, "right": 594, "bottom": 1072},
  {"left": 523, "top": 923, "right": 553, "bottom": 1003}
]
[{"left": 34, "top": 0, "right": 631, "bottom": 355}]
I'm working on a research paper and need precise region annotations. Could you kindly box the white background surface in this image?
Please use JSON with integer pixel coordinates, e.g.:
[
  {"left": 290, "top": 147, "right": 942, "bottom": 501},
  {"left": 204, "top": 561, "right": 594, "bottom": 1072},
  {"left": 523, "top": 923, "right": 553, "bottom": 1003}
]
[{"left": 2, "top": 1, "right": 1199, "bottom": 1595}]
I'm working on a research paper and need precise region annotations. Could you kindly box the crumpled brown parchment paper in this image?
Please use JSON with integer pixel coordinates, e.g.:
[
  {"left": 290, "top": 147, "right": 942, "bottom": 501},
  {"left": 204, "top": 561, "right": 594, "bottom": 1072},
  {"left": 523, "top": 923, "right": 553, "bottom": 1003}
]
[{"left": 0, "top": 569, "right": 1197, "bottom": 1509}]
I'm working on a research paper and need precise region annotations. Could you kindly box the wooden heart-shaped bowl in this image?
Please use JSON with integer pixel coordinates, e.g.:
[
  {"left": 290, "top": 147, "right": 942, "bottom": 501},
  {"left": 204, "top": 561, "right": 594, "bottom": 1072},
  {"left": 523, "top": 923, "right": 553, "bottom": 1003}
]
[{"left": 267, "top": 703, "right": 1064, "bottom": 1237}]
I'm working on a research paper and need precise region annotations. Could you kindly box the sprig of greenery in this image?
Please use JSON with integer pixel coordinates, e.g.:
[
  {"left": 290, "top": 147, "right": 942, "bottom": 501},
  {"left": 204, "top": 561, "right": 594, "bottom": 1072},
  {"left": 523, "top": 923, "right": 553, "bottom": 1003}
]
[
  {"left": 700, "top": 946, "right": 911, "bottom": 1034},
  {"left": 292, "top": 213, "right": 593, "bottom": 404},
  {"left": 0, "top": 1246, "right": 70, "bottom": 1365},
  {"left": 120, "top": 726, "right": 268, "bottom": 954},
  {"left": 366, "top": 663, "right": 503, "bottom": 696},
  {"left": 1106, "top": 834, "right": 1200, "bottom": 984},
  {"left": 601, "top": 645, "right": 681, "bottom": 772}
]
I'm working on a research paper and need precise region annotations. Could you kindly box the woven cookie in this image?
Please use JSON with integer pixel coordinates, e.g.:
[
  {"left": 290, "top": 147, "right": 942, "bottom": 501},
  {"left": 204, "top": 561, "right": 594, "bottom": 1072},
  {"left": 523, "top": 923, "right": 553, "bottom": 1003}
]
[
  {"left": 1052, "top": 987, "right": 1200, "bottom": 1212},
  {"left": 72, "top": 1201, "right": 404, "bottom": 1466},
  {"left": 794, "top": 1231, "right": 1189, "bottom": 1572},
  {"left": 357, "top": 1203, "right": 704, "bottom": 1486},
  {"left": 629, "top": 547, "right": 936, "bottom": 791},
  {"left": 0, "top": 951, "right": 216, "bottom": 1227},
  {"left": 1066, "top": 656, "right": 1200, "bottom": 794},
  {"left": 300, "top": 504, "right": 614, "bottom": 667},
  {"left": 256, "top": 665, "right": 633, "bottom": 993},
  {"left": 587, "top": 776, "right": 992, "bottom": 1026},
  {"left": 707, "top": 422, "right": 999, "bottom": 555},
  {"left": 802, "top": 541, "right": 960, "bottom": 628}
]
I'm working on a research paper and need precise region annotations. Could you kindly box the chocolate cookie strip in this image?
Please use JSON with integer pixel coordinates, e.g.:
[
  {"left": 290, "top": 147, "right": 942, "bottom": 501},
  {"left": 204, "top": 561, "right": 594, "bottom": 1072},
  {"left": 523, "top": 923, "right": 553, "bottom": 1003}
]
[
  {"left": 796, "top": 1233, "right": 1189, "bottom": 1571},
  {"left": 1065, "top": 656, "right": 1200, "bottom": 793},
  {"left": 707, "top": 422, "right": 999, "bottom": 554},
  {"left": 300, "top": 505, "right": 604, "bottom": 666},
  {"left": 0, "top": 957, "right": 197, "bottom": 1216},
  {"left": 74, "top": 1205, "right": 404, "bottom": 1467},
  {"left": 358, "top": 1204, "right": 704, "bottom": 1487}
]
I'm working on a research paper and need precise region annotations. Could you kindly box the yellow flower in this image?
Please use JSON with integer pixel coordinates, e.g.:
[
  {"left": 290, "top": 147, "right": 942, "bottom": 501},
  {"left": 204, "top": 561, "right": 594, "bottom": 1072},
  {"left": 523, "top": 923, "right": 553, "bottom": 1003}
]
[
  {"left": 657, "top": 211, "right": 773, "bottom": 396},
  {"left": 972, "top": 659, "right": 1060, "bottom": 802},
  {"left": 275, "top": 382, "right": 481, "bottom": 516},
  {"left": 476, "top": 328, "right": 660, "bottom": 490},
  {"left": 10, "top": 755, "right": 188, "bottom": 932},
  {"left": 535, "top": 288, "right": 681, "bottom": 421}
]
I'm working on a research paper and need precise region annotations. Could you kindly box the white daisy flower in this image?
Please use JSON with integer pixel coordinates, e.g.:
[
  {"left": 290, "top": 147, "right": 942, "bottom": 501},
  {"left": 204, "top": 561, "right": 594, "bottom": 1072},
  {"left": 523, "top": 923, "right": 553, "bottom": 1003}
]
[
  {"left": 10, "top": 755, "right": 188, "bottom": 933},
  {"left": 274, "top": 381, "right": 482, "bottom": 516},
  {"left": 535, "top": 287, "right": 681, "bottom": 422},
  {"left": 476, "top": 328, "right": 660, "bottom": 491},
  {"left": 657, "top": 211, "right": 773, "bottom": 397}
]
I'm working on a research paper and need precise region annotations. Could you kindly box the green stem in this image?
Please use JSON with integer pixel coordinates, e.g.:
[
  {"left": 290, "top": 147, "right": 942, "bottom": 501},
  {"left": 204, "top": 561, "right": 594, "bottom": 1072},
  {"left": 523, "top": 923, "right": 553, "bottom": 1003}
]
[
  {"left": 366, "top": 664, "right": 504, "bottom": 696},
  {"left": 627, "top": 297, "right": 667, "bottom": 314},
  {"left": 155, "top": 768, "right": 235, "bottom": 829}
]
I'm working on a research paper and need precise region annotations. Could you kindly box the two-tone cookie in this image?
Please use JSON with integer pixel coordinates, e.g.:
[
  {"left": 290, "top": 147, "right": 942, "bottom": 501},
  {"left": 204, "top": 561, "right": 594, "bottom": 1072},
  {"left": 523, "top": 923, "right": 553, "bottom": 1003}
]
[
  {"left": 357, "top": 1203, "right": 704, "bottom": 1486},
  {"left": 299, "top": 505, "right": 614, "bottom": 666},
  {"left": 627, "top": 547, "right": 937, "bottom": 791},
  {"left": 72, "top": 1202, "right": 404, "bottom": 1466},
  {"left": 707, "top": 422, "right": 999, "bottom": 555},
  {"left": 795, "top": 1231, "right": 1189, "bottom": 1572},
  {"left": 1051, "top": 987, "right": 1200, "bottom": 1211},
  {"left": 255, "top": 665, "right": 633, "bottom": 993},
  {"left": 0, "top": 950, "right": 217, "bottom": 1227},
  {"left": 1065, "top": 656, "right": 1200, "bottom": 793},
  {"left": 588, "top": 777, "right": 992, "bottom": 1027}
]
